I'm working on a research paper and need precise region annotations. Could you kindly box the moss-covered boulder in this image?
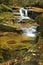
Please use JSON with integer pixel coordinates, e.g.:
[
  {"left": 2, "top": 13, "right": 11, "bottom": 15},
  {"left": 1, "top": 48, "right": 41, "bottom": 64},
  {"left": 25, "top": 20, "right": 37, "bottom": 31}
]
[{"left": 36, "top": 13, "right": 43, "bottom": 37}]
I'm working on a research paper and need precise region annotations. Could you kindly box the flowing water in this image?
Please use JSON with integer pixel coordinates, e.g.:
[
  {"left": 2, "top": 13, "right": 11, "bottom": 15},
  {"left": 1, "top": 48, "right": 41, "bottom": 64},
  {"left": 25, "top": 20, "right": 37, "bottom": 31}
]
[
  {"left": 19, "top": 8, "right": 30, "bottom": 19},
  {"left": 18, "top": 8, "right": 38, "bottom": 38}
]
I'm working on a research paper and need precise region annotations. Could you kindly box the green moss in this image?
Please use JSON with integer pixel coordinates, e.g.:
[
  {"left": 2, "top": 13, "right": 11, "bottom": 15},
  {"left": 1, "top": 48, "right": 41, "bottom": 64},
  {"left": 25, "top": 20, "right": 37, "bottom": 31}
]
[{"left": 36, "top": 13, "right": 43, "bottom": 37}]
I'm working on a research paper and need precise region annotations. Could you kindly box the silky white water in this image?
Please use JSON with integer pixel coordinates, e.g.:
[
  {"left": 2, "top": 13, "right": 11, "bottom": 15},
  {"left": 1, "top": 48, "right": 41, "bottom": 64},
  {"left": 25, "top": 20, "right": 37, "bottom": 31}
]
[
  {"left": 18, "top": 8, "right": 37, "bottom": 38},
  {"left": 19, "top": 8, "right": 30, "bottom": 19},
  {"left": 21, "top": 26, "right": 37, "bottom": 37}
]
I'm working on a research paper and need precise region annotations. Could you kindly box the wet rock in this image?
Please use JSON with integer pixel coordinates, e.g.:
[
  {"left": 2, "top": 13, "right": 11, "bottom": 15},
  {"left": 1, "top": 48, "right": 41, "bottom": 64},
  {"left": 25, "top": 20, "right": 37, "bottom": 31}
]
[{"left": 7, "top": 40, "right": 16, "bottom": 44}]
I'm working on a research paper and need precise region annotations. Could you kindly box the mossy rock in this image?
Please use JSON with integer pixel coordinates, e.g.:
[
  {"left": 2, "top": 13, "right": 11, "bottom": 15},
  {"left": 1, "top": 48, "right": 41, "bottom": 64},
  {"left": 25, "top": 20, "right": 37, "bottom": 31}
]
[
  {"left": 36, "top": 13, "right": 43, "bottom": 37},
  {"left": 0, "top": 55, "right": 4, "bottom": 63}
]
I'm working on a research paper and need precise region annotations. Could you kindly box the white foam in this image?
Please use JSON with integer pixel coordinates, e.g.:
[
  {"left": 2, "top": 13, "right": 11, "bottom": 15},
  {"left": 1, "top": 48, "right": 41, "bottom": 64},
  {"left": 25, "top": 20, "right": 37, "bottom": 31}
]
[
  {"left": 24, "top": 32, "right": 36, "bottom": 37},
  {"left": 21, "top": 26, "right": 37, "bottom": 37}
]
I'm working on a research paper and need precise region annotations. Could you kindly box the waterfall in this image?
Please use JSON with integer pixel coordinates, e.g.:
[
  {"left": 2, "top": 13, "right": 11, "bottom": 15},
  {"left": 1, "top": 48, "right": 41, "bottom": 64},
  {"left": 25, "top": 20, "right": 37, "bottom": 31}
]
[
  {"left": 19, "top": 8, "right": 30, "bottom": 19},
  {"left": 18, "top": 8, "right": 37, "bottom": 38},
  {"left": 21, "top": 26, "right": 37, "bottom": 37}
]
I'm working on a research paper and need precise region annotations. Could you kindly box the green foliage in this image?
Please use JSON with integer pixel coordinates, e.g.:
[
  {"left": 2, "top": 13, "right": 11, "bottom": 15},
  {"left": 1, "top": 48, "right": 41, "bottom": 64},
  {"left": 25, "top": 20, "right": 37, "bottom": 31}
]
[
  {"left": 0, "top": 54, "right": 4, "bottom": 63},
  {"left": 2, "top": 50, "right": 11, "bottom": 61},
  {"left": 1, "top": 4, "right": 12, "bottom": 12},
  {"left": 0, "top": 0, "right": 43, "bottom": 6},
  {"left": 0, "top": 17, "right": 4, "bottom": 22},
  {"left": 32, "top": 1, "right": 43, "bottom": 8}
]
